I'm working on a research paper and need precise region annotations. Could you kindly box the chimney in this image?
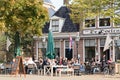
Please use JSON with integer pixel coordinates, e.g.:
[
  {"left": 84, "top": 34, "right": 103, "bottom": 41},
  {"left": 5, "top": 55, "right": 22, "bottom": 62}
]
[{"left": 63, "top": 0, "right": 69, "bottom": 5}]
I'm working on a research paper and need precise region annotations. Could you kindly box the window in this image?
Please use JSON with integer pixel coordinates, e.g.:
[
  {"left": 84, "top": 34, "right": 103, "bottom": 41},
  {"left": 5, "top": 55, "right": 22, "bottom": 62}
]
[
  {"left": 54, "top": 41, "right": 60, "bottom": 57},
  {"left": 65, "top": 41, "right": 69, "bottom": 49},
  {"left": 52, "top": 19, "right": 59, "bottom": 32},
  {"left": 85, "top": 19, "right": 95, "bottom": 28},
  {"left": 84, "top": 39, "right": 96, "bottom": 62},
  {"left": 100, "top": 39, "right": 105, "bottom": 47},
  {"left": 65, "top": 41, "right": 73, "bottom": 60},
  {"left": 84, "top": 39, "right": 95, "bottom": 47},
  {"left": 99, "top": 18, "right": 110, "bottom": 27}
]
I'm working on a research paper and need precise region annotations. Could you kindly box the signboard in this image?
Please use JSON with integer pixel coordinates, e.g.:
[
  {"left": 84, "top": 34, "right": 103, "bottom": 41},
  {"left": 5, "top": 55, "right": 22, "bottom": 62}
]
[
  {"left": 83, "top": 28, "right": 120, "bottom": 35},
  {"left": 11, "top": 58, "right": 19, "bottom": 73},
  {"left": 11, "top": 56, "right": 26, "bottom": 77}
]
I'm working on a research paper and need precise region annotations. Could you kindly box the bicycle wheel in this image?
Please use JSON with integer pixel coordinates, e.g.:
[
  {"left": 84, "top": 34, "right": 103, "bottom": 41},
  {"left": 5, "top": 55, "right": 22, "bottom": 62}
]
[
  {"left": 110, "top": 68, "right": 115, "bottom": 75},
  {"left": 103, "top": 67, "right": 109, "bottom": 75}
]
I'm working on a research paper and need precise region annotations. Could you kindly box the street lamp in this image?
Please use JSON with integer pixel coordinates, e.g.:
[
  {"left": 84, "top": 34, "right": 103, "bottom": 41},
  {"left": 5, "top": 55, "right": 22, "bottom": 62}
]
[{"left": 75, "top": 32, "right": 80, "bottom": 63}]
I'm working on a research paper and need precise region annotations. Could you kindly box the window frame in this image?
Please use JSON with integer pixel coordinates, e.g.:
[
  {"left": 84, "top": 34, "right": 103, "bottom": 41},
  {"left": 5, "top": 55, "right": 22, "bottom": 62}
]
[
  {"left": 85, "top": 19, "right": 95, "bottom": 28},
  {"left": 99, "top": 18, "right": 111, "bottom": 28},
  {"left": 51, "top": 19, "right": 59, "bottom": 32}
]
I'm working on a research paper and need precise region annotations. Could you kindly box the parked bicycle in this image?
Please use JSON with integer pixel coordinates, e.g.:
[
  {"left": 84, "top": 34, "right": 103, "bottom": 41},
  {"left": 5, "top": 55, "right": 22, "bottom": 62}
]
[{"left": 103, "top": 62, "right": 115, "bottom": 75}]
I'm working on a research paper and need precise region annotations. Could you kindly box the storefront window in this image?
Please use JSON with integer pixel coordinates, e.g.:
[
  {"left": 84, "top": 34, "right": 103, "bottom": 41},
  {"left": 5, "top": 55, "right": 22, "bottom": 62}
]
[
  {"left": 84, "top": 39, "right": 95, "bottom": 62},
  {"left": 41, "top": 48, "right": 46, "bottom": 58},
  {"left": 54, "top": 41, "right": 60, "bottom": 57},
  {"left": 85, "top": 47, "right": 95, "bottom": 62},
  {"left": 38, "top": 41, "right": 46, "bottom": 58},
  {"left": 115, "top": 40, "right": 120, "bottom": 62},
  {"left": 100, "top": 38, "right": 105, "bottom": 47}
]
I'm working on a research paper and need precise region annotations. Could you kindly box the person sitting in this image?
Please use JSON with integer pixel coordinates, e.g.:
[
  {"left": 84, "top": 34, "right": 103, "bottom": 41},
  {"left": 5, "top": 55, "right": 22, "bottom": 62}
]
[
  {"left": 74, "top": 60, "right": 80, "bottom": 66},
  {"left": 85, "top": 62, "right": 91, "bottom": 74},
  {"left": 107, "top": 58, "right": 114, "bottom": 73},
  {"left": 107, "top": 58, "right": 113, "bottom": 64},
  {"left": 38, "top": 59, "right": 43, "bottom": 69},
  {"left": 80, "top": 63, "right": 85, "bottom": 73}
]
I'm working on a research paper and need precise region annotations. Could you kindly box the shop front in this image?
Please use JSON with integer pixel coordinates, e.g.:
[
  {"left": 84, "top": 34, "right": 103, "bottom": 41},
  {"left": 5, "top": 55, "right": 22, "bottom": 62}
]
[{"left": 82, "top": 28, "right": 120, "bottom": 62}]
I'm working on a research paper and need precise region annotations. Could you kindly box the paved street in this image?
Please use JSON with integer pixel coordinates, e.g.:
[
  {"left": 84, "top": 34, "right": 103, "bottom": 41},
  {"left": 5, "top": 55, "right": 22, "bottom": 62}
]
[{"left": 0, "top": 74, "right": 120, "bottom": 80}]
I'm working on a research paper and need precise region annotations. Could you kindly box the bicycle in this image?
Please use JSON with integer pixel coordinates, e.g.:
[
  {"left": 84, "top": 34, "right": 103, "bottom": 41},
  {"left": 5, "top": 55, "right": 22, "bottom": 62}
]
[{"left": 103, "top": 63, "right": 115, "bottom": 76}]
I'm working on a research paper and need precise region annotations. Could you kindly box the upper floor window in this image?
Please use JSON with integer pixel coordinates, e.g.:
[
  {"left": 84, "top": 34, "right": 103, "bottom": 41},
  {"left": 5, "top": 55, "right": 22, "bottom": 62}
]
[
  {"left": 99, "top": 18, "right": 110, "bottom": 27},
  {"left": 52, "top": 19, "right": 59, "bottom": 32},
  {"left": 85, "top": 19, "right": 95, "bottom": 28}
]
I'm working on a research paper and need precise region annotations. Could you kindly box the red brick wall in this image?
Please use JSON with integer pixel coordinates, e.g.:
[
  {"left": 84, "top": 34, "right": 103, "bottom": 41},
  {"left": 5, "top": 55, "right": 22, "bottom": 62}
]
[
  {"left": 79, "top": 39, "right": 84, "bottom": 63},
  {"left": 73, "top": 41, "right": 77, "bottom": 59}
]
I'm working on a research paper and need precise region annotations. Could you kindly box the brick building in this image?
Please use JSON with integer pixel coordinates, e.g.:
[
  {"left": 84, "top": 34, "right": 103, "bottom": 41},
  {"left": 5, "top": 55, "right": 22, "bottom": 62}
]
[{"left": 33, "top": 4, "right": 120, "bottom": 63}]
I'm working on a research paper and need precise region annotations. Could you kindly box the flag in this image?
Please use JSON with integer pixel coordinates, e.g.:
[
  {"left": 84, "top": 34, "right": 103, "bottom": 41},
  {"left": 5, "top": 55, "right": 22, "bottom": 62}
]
[
  {"left": 69, "top": 35, "right": 73, "bottom": 50},
  {"left": 6, "top": 37, "right": 12, "bottom": 51},
  {"left": 103, "top": 34, "right": 112, "bottom": 52}
]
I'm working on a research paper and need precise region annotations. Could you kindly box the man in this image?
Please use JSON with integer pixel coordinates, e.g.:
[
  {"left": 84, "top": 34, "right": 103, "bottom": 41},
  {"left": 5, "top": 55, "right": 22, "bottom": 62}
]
[{"left": 101, "top": 55, "right": 107, "bottom": 71}]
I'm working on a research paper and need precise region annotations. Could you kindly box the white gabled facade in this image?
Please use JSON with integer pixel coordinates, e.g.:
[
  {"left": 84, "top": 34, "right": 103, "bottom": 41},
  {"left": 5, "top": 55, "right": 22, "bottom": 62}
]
[{"left": 49, "top": 16, "right": 65, "bottom": 32}]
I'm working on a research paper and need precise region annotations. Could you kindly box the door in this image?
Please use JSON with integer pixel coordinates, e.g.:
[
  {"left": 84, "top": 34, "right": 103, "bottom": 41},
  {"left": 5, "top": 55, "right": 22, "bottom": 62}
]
[{"left": 65, "top": 49, "right": 73, "bottom": 60}]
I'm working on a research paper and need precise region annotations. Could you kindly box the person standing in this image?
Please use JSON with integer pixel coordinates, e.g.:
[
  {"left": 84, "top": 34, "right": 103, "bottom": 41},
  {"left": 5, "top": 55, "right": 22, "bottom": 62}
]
[{"left": 101, "top": 55, "right": 107, "bottom": 71}]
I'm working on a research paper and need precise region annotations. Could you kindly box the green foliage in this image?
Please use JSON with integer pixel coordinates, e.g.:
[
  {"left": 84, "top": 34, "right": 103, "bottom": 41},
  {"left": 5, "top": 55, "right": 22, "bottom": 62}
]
[
  {"left": 0, "top": 33, "right": 6, "bottom": 62},
  {"left": 0, "top": 0, "right": 49, "bottom": 36},
  {"left": 0, "top": 0, "right": 49, "bottom": 58},
  {"left": 69, "top": 0, "right": 120, "bottom": 28},
  {"left": 0, "top": 33, "right": 6, "bottom": 51}
]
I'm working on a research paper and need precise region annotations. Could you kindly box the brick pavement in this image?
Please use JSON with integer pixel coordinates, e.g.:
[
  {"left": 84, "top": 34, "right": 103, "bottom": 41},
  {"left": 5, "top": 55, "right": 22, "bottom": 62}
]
[{"left": 0, "top": 74, "right": 120, "bottom": 80}]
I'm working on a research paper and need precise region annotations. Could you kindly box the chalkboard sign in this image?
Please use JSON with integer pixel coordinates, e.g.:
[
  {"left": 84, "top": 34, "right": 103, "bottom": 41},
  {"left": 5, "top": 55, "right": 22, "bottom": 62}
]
[
  {"left": 12, "top": 58, "right": 19, "bottom": 73},
  {"left": 11, "top": 56, "right": 26, "bottom": 77}
]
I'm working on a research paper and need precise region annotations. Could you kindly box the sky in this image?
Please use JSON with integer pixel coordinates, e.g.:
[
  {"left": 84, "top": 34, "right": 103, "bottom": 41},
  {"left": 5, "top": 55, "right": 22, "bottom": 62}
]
[{"left": 50, "top": 0, "right": 63, "bottom": 10}]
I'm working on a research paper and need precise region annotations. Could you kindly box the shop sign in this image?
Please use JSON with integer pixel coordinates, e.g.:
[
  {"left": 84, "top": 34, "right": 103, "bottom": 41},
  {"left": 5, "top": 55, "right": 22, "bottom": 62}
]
[{"left": 83, "top": 28, "right": 120, "bottom": 34}]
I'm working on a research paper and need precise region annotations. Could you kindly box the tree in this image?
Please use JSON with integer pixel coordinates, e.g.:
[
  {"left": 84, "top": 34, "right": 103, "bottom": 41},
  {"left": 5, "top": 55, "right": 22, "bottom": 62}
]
[
  {"left": 69, "top": 0, "right": 120, "bottom": 31},
  {"left": 0, "top": 33, "right": 6, "bottom": 62},
  {"left": 0, "top": 0, "right": 49, "bottom": 58},
  {"left": 0, "top": 0, "right": 49, "bottom": 36}
]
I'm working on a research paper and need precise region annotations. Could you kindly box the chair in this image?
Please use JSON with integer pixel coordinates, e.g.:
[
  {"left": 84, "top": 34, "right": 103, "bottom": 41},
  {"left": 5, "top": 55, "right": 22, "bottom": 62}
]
[
  {"left": 44, "top": 65, "right": 51, "bottom": 76},
  {"left": 37, "top": 68, "right": 43, "bottom": 75},
  {"left": 0, "top": 63, "right": 5, "bottom": 74},
  {"left": 5, "top": 63, "right": 12, "bottom": 74},
  {"left": 79, "top": 65, "right": 85, "bottom": 74},
  {"left": 37, "top": 64, "right": 44, "bottom": 75},
  {"left": 73, "top": 65, "right": 80, "bottom": 76},
  {"left": 27, "top": 64, "right": 36, "bottom": 74}
]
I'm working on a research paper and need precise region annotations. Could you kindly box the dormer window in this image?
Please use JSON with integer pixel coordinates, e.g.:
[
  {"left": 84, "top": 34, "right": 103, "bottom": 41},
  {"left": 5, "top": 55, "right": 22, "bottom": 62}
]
[
  {"left": 52, "top": 19, "right": 59, "bottom": 32},
  {"left": 99, "top": 18, "right": 110, "bottom": 27},
  {"left": 85, "top": 19, "right": 95, "bottom": 28}
]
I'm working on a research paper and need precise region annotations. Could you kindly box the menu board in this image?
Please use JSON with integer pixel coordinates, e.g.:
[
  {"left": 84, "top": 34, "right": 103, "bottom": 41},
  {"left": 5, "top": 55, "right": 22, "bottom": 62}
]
[
  {"left": 11, "top": 56, "right": 26, "bottom": 77},
  {"left": 11, "top": 58, "right": 19, "bottom": 72}
]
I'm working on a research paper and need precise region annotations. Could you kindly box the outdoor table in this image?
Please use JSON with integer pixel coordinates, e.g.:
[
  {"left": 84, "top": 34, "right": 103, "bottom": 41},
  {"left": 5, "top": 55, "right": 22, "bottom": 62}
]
[{"left": 44, "top": 65, "right": 68, "bottom": 76}]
